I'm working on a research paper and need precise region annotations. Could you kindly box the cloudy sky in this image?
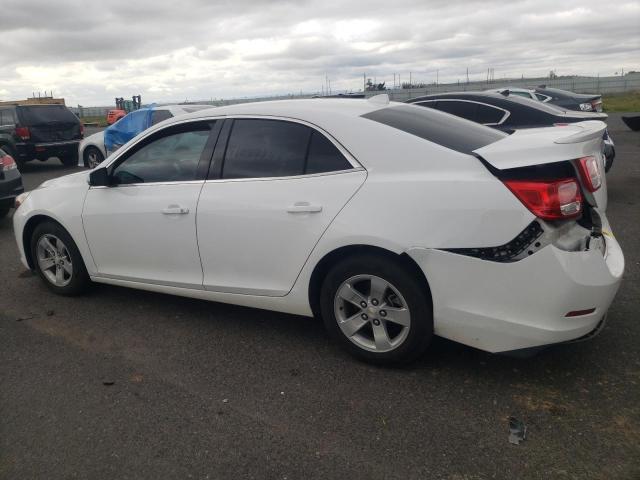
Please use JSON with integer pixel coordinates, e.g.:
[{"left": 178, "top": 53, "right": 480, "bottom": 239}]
[{"left": 0, "top": 0, "right": 638, "bottom": 106}]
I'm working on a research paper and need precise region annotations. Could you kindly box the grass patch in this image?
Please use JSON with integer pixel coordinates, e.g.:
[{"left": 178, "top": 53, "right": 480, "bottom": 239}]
[
  {"left": 603, "top": 91, "right": 640, "bottom": 113},
  {"left": 80, "top": 115, "right": 108, "bottom": 127}
]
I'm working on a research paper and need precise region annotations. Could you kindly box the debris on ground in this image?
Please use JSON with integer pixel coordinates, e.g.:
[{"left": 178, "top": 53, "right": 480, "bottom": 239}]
[
  {"left": 102, "top": 381, "right": 115, "bottom": 386},
  {"left": 508, "top": 417, "right": 527, "bottom": 445},
  {"left": 46, "top": 310, "right": 55, "bottom": 317}
]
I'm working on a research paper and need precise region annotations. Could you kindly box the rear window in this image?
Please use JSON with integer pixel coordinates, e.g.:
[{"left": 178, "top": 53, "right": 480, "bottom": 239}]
[
  {"left": 361, "top": 104, "right": 506, "bottom": 154},
  {"left": 18, "top": 105, "right": 78, "bottom": 125}
]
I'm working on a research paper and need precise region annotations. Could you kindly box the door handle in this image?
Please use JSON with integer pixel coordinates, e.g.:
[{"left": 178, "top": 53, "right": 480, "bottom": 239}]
[
  {"left": 162, "top": 205, "right": 189, "bottom": 215},
  {"left": 287, "top": 202, "right": 323, "bottom": 214}
]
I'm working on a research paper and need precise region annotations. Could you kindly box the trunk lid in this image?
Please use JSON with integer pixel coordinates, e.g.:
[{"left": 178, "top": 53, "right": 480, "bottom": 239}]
[{"left": 474, "top": 120, "right": 608, "bottom": 210}]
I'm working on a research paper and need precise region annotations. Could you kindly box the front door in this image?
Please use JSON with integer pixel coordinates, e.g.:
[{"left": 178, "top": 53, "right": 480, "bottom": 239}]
[{"left": 82, "top": 120, "right": 216, "bottom": 288}]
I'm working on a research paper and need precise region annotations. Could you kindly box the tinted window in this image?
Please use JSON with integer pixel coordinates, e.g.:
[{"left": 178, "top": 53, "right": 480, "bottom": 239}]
[
  {"left": 222, "top": 119, "right": 310, "bottom": 179},
  {"left": 0, "top": 108, "right": 16, "bottom": 126},
  {"left": 112, "top": 123, "right": 211, "bottom": 184},
  {"left": 435, "top": 101, "right": 476, "bottom": 121},
  {"left": 475, "top": 104, "right": 506, "bottom": 124},
  {"left": 17, "top": 105, "right": 78, "bottom": 125},
  {"left": 305, "top": 131, "right": 351, "bottom": 174},
  {"left": 151, "top": 109, "right": 173, "bottom": 125},
  {"left": 362, "top": 105, "right": 506, "bottom": 154}
]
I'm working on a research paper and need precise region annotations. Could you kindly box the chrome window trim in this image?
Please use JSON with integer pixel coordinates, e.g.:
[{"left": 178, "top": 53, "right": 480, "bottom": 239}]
[
  {"left": 414, "top": 99, "right": 511, "bottom": 126},
  {"left": 88, "top": 180, "right": 205, "bottom": 189},
  {"left": 203, "top": 167, "right": 366, "bottom": 184}
]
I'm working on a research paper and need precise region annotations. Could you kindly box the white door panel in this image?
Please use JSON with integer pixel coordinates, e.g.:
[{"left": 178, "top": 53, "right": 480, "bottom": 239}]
[
  {"left": 197, "top": 170, "right": 366, "bottom": 296},
  {"left": 83, "top": 183, "right": 204, "bottom": 287}
]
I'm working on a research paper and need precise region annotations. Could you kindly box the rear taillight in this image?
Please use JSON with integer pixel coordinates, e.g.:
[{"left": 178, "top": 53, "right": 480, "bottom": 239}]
[
  {"left": 15, "top": 126, "right": 30, "bottom": 140},
  {"left": 504, "top": 178, "right": 582, "bottom": 221},
  {"left": 576, "top": 155, "right": 602, "bottom": 192},
  {"left": 1, "top": 154, "right": 17, "bottom": 171}
]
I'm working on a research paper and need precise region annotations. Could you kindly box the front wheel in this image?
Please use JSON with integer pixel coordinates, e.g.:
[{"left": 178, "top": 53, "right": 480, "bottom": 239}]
[
  {"left": 320, "top": 254, "right": 433, "bottom": 365},
  {"left": 83, "top": 146, "right": 104, "bottom": 169},
  {"left": 31, "top": 221, "right": 90, "bottom": 295}
]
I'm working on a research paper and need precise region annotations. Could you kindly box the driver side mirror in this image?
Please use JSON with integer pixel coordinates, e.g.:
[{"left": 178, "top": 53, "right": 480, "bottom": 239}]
[{"left": 88, "top": 167, "right": 111, "bottom": 187}]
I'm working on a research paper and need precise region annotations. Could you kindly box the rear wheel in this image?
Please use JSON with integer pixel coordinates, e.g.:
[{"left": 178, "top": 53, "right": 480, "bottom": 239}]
[
  {"left": 61, "top": 150, "right": 79, "bottom": 167},
  {"left": 31, "top": 221, "right": 89, "bottom": 295},
  {"left": 320, "top": 254, "right": 433, "bottom": 365},
  {"left": 83, "top": 146, "right": 104, "bottom": 169}
]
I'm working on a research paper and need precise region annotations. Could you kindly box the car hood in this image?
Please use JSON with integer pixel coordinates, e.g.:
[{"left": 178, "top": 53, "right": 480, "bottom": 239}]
[{"left": 38, "top": 170, "right": 90, "bottom": 190}]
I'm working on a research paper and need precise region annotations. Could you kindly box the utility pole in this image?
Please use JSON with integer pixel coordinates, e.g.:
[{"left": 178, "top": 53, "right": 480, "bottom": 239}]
[
  {"left": 363, "top": 73, "right": 366, "bottom": 92},
  {"left": 436, "top": 70, "right": 439, "bottom": 86},
  {"left": 466, "top": 67, "right": 469, "bottom": 84}
]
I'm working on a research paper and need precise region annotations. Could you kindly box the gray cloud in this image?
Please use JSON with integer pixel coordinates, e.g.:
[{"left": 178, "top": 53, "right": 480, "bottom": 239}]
[{"left": 0, "top": 0, "right": 638, "bottom": 105}]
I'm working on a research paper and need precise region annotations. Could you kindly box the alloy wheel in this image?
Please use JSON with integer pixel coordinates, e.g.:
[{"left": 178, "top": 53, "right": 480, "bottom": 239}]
[
  {"left": 334, "top": 274, "right": 411, "bottom": 353},
  {"left": 36, "top": 234, "right": 73, "bottom": 287}
]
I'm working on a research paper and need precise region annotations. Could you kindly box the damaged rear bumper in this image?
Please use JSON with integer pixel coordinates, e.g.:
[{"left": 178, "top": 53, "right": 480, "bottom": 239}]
[{"left": 407, "top": 217, "right": 624, "bottom": 353}]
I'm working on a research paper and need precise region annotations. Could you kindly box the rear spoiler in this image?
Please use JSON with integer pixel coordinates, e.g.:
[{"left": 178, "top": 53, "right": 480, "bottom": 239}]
[{"left": 473, "top": 121, "right": 607, "bottom": 170}]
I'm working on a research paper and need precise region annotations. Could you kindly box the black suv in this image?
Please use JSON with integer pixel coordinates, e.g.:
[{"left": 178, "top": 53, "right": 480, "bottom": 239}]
[{"left": 0, "top": 104, "right": 83, "bottom": 169}]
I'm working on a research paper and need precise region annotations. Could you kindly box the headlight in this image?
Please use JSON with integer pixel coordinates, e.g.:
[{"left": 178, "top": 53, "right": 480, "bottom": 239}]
[
  {"left": 579, "top": 102, "right": 592, "bottom": 111},
  {"left": 14, "top": 191, "right": 31, "bottom": 209}
]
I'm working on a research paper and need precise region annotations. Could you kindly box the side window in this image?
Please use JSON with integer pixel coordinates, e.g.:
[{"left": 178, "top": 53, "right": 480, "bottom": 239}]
[
  {"left": 415, "top": 101, "right": 438, "bottom": 110},
  {"left": 111, "top": 122, "right": 211, "bottom": 184},
  {"left": 535, "top": 93, "right": 551, "bottom": 102},
  {"left": 222, "top": 119, "right": 310, "bottom": 179},
  {"left": 435, "top": 101, "right": 477, "bottom": 121},
  {"left": 510, "top": 91, "right": 531, "bottom": 98},
  {"left": 151, "top": 109, "right": 173, "bottom": 126},
  {"left": 0, "top": 108, "right": 15, "bottom": 126},
  {"left": 475, "top": 104, "right": 507, "bottom": 124},
  {"left": 305, "top": 131, "right": 352, "bottom": 174}
]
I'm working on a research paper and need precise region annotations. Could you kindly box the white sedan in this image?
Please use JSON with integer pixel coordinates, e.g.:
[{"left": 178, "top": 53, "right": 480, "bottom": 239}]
[{"left": 13, "top": 96, "right": 624, "bottom": 364}]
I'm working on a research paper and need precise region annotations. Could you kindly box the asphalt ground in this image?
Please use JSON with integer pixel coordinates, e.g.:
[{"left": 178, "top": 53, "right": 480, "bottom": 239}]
[{"left": 1, "top": 114, "right": 639, "bottom": 480}]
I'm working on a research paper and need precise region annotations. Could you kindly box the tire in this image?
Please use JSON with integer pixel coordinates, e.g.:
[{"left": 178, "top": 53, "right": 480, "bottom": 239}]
[
  {"left": 61, "top": 150, "right": 80, "bottom": 167},
  {"left": 83, "top": 146, "right": 105, "bottom": 169},
  {"left": 30, "top": 221, "right": 90, "bottom": 295},
  {"left": 320, "top": 254, "right": 433, "bottom": 365}
]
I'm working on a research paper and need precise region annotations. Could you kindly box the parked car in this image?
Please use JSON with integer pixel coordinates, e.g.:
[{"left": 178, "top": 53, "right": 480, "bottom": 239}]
[
  {"left": 106, "top": 109, "right": 126, "bottom": 125},
  {"left": 488, "top": 86, "right": 603, "bottom": 112},
  {"left": 0, "top": 103, "right": 83, "bottom": 169},
  {"left": 406, "top": 92, "right": 616, "bottom": 171},
  {"left": 13, "top": 97, "right": 623, "bottom": 365},
  {"left": 79, "top": 104, "right": 212, "bottom": 168},
  {"left": 0, "top": 147, "right": 24, "bottom": 218},
  {"left": 534, "top": 86, "right": 603, "bottom": 112}
]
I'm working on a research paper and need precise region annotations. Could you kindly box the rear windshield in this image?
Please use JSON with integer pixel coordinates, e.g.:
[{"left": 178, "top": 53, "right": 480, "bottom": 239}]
[
  {"left": 18, "top": 105, "right": 78, "bottom": 125},
  {"left": 362, "top": 104, "right": 506, "bottom": 154}
]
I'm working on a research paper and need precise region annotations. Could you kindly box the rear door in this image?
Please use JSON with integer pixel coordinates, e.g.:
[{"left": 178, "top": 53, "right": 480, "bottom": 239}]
[
  {"left": 16, "top": 105, "right": 81, "bottom": 142},
  {"left": 197, "top": 118, "right": 366, "bottom": 296}
]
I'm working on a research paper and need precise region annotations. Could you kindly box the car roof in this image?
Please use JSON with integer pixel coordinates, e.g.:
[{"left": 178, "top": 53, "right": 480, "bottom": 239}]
[{"left": 167, "top": 98, "right": 389, "bottom": 125}]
